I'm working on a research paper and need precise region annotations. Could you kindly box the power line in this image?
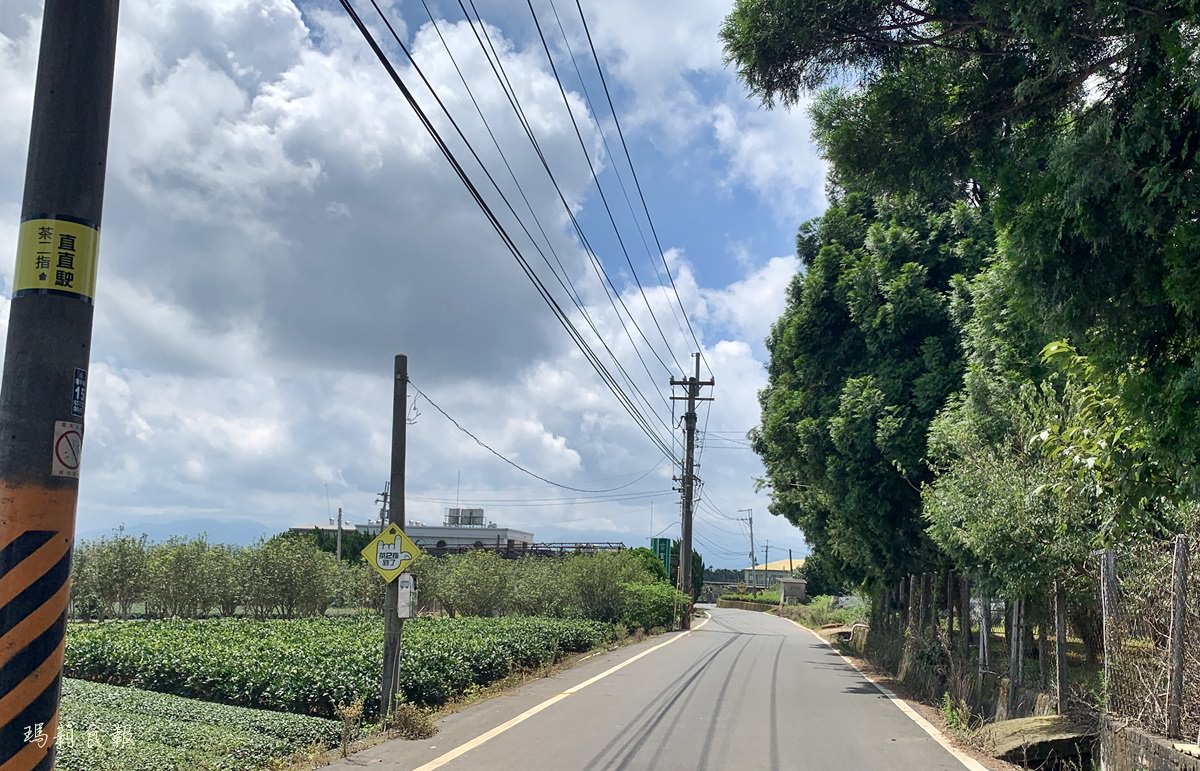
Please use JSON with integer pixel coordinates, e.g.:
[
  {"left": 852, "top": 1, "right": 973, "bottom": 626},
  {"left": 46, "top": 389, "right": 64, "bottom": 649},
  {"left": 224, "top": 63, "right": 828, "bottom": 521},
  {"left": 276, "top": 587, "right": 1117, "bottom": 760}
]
[
  {"left": 408, "top": 490, "right": 672, "bottom": 507},
  {"left": 337, "top": 0, "right": 678, "bottom": 464},
  {"left": 572, "top": 0, "right": 711, "bottom": 378},
  {"left": 544, "top": 0, "right": 694, "bottom": 357},
  {"left": 454, "top": 0, "right": 679, "bottom": 415},
  {"left": 415, "top": 0, "right": 673, "bottom": 428},
  {"left": 409, "top": 376, "right": 667, "bottom": 493},
  {"left": 525, "top": 0, "right": 686, "bottom": 376}
]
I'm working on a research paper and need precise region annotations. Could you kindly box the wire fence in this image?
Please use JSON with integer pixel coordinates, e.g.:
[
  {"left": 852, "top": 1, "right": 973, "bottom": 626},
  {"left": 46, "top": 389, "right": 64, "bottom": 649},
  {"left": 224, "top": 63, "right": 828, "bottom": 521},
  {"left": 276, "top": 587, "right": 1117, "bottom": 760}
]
[{"left": 1103, "top": 535, "right": 1199, "bottom": 741}]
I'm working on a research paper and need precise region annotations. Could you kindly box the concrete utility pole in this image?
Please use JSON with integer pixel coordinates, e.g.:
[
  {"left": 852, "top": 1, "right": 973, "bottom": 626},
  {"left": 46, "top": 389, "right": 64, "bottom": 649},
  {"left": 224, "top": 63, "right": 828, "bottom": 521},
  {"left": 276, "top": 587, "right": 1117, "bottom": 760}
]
[
  {"left": 738, "top": 508, "right": 755, "bottom": 589},
  {"left": 376, "top": 481, "right": 390, "bottom": 529},
  {"left": 336, "top": 507, "right": 343, "bottom": 561},
  {"left": 763, "top": 541, "right": 770, "bottom": 587},
  {"left": 0, "top": 3, "right": 119, "bottom": 768},
  {"left": 670, "top": 353, "right": 713, "bottom": 630},
  {"left": 380, "top": 355, "right": 408, "bottom": 719}
]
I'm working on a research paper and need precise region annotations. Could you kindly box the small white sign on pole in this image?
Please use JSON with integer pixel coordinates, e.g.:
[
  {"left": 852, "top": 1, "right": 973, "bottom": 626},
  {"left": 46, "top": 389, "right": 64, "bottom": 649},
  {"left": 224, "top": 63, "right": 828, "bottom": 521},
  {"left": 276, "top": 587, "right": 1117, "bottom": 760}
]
[{"left": 396, "top": 573, "right": 416, "bottom": 619}]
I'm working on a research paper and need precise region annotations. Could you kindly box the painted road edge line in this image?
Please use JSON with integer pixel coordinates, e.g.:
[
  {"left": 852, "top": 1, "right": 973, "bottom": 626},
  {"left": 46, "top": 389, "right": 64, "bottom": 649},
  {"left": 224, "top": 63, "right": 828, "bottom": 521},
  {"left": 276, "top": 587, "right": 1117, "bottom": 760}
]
[
  {"left": 784, "top": 617, "right": 989, "bottom": 771},
  {"left": 411, "top": 613, "right": 711, "bottom": 771}
]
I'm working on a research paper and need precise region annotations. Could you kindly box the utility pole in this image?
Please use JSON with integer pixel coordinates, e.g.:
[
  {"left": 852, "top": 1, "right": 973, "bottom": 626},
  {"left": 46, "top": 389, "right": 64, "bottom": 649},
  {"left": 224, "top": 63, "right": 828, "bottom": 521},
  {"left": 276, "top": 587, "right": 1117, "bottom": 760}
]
[
  {"left": 336, "top": 507, "right": 343, "bottom": 562},
  {"left": 0, "top": 3, "right": 119, "bottom": 769},
  {"left": 670, "top": 353, "right": 713, "bottom": 630},
  {"left": 738, "top": 508, "right": 755, "bottom": 590},
  {"left": 763, "top": 541, "right": 770, "bottom": 590},
  {"left": 789, "top": 548, "right": 794, "bottom": 573},
  {"left": 376, "top": 481, "right": 390, "bottom": 530},
  {"left": 380, "top": 354, "right": 408, "bottom": 719}
]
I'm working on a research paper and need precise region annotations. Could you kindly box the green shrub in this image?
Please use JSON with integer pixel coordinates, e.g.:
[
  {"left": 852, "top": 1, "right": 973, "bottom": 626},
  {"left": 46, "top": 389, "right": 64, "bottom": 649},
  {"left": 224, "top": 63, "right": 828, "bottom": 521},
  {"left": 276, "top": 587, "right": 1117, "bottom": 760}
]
[
  {"left": 779, "top": 595, "right": 865, "bottom": 628},
  {"left": 720, "top": 590, "right": 781, "bottom": 604},
  {"left": 620, "top": 582, "right": 688, "bottom": 631}
]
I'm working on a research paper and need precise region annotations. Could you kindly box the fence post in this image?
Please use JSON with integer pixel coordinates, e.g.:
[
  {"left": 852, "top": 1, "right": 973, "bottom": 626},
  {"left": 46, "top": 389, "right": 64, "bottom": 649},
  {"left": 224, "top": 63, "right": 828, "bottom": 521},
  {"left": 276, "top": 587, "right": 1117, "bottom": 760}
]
[
  {"left": 1167, "top": 534, "right": 1188, "bottom": 738},
  {"left": 1055, "top": 579, "right": 1069, "bottom": 715},
  {"left": 978, "top": 585, "right": 987, "bottom": 698},
  {"left": 921, "top": 573, "right": 932, "bottom": 631},
  {"left": 946, "top": 569, "right": 955, "bottom": 641},
  {"left": 1007, "top": 598, "right": 1020, "bottom": 714},
  {"left": 960, "top": 574, "right": 972, "bottom": 656},
  {"left": 1100, "top": 550, "right": 1117, "bottom": 696}
]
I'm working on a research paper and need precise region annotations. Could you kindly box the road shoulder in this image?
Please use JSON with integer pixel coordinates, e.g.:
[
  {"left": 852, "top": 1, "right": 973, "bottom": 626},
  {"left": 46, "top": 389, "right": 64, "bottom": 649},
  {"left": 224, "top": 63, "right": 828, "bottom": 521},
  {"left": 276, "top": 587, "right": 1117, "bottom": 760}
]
[{"left": 782, "top": 617, "right": 1020, "bottom": 771}]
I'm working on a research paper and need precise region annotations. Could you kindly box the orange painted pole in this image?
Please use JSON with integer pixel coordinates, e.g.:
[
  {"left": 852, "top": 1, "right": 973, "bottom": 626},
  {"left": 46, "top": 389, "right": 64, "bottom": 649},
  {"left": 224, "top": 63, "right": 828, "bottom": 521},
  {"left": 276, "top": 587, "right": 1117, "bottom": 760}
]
[{"left": 0, "top": 2, "right": 120, "bottom": 769}]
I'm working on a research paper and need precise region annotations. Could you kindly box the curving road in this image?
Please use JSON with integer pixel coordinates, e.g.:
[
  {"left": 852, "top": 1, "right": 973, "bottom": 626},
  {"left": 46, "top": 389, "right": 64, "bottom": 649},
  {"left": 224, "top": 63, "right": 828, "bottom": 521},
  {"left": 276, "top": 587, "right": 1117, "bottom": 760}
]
[{"left": 328, "top": 606, "right": 973, "bottom": 771}]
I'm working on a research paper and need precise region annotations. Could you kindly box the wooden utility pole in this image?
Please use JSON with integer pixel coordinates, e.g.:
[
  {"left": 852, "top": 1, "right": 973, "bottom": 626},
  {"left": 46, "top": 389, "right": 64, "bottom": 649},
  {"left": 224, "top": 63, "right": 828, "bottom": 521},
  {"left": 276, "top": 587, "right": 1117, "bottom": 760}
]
[
  {"left": 0, "top": 2, "right": 119, "bottom": 768},
  {"left": 670, "top": 353, "right": 713, "bottom": 629},
  {"left": 380, "top": 355, "right": 408, "bottom": 718}
]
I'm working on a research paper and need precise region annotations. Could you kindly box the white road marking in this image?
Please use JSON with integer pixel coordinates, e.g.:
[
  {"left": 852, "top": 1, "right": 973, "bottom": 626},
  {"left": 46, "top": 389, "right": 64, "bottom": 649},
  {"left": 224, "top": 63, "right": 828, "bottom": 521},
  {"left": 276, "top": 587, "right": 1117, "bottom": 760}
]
[
  {"left": 782, "top": 616, "right": 990, "bottom": 771},
  {"left": 411, "top": 613, "right": 710, "bottom": 771}
]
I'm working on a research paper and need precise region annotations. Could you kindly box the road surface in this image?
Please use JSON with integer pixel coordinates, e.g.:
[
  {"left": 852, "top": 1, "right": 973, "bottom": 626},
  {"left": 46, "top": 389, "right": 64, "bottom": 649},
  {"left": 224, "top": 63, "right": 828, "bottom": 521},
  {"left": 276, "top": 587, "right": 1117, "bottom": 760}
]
[{"left": 329, "top": 606, "right": 973, "bottom": 771}]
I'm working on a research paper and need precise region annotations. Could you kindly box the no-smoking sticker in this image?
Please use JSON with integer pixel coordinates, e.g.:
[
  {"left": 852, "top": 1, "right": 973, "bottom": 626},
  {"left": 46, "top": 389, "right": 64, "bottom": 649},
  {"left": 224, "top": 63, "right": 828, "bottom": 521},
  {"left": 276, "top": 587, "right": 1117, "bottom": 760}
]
[{"left": 52, "top": 420, "right": 83, "bottom": 479}]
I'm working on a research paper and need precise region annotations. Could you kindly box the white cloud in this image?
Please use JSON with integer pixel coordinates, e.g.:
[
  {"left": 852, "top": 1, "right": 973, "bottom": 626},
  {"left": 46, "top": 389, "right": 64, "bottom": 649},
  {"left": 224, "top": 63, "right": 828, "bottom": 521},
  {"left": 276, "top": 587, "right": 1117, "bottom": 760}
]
[
  {"left": 704, "top": 255, "right": 797, "bottom": 352},
  {"left": 0, "top": 0, "right": 816, "bottom": 564},
  {"left": 711, "top": 101, "right": 828, "bottom": 221}
]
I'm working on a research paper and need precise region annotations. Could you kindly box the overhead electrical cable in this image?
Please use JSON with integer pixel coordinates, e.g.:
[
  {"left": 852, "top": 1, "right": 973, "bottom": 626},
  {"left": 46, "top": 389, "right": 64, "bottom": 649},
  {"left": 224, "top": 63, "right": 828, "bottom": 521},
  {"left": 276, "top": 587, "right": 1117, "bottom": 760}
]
[
  {"left": 336, "top": 0, "right": 677, "bottom": 464},
  {"left": 456, "top": 0, "right": 680, "bottom": 400},
  {"left": 415, "top": 0, "right": 673, "bottom": 425},
  {"left": 408, "top": 490, "right": 671, "bottom": 507},
  {"left": 525, "top": 0, "right": 685, "bottom": 376},
  {"left": 573, "top": 0, "right": 711, "bottom": 378},
  {"left": 409, "top": 377, "right": 671, "bottom": 492},
  {"left": 543, "top": 0, "right": 693, "bottom": 351}
]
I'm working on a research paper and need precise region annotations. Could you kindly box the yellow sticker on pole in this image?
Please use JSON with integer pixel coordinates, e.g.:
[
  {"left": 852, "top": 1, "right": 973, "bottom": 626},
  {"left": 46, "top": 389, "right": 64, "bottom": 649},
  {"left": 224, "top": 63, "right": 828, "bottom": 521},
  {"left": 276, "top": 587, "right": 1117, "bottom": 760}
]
[{"left": 12, "top": 216, "right": 99, "bottom": 303}]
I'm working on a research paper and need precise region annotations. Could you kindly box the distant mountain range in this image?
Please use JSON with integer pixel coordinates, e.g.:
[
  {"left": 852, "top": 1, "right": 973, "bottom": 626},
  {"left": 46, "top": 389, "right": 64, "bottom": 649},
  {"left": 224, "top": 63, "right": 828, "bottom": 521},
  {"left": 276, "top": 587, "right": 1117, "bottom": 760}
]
[{"left": 76, "top": 518, "right": 278, "bottom": 547}]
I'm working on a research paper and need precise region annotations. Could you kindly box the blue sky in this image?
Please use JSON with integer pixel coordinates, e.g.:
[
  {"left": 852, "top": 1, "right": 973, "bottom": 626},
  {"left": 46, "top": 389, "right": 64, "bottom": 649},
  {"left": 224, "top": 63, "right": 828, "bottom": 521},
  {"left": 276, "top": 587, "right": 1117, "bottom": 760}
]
[{"left": 0, "top": 0, "right": 828, "bottom": 568}]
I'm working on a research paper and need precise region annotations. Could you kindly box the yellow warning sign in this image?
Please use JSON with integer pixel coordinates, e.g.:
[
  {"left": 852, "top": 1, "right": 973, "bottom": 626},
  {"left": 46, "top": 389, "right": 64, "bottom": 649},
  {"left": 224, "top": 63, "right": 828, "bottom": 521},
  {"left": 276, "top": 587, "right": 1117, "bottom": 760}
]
[
  {"left": 362, "top": 523, "right": 422, "bottom": 583},
  {"left": 13, "top": 217, "right": 99, "bottom": 303}
]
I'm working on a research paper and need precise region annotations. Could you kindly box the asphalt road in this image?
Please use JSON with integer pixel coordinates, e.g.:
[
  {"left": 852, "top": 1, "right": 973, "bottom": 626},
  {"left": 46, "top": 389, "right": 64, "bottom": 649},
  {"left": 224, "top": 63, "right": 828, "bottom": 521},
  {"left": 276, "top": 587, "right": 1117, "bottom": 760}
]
[{"left": 329, "top": 606, "right": 972, "bottom": 771}]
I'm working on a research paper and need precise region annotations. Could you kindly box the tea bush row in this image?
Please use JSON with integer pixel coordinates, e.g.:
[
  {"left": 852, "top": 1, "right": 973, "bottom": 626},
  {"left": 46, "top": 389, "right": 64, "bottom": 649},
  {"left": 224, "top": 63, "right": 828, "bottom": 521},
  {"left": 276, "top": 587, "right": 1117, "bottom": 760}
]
[
  {"left": 55, "top": 678, "right": 341, "bottom": 771},
  {"left": 66, "top": 616, "right": 614, "bottom": 718}
]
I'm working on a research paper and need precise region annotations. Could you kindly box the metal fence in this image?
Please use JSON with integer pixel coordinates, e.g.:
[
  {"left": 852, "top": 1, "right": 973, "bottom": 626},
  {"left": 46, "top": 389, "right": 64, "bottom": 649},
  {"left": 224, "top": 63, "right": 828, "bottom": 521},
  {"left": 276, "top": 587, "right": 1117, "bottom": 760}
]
[{"left": 1102, "top": 535, "right": 1198, "bottom": 742}]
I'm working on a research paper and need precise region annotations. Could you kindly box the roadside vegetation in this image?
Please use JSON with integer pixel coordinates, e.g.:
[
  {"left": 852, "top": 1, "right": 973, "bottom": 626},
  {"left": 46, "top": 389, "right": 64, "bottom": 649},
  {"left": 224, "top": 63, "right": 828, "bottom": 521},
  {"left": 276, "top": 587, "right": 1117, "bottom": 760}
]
[
  {"left": 61, "top": 537, "right": 688, "bottom": 769},
  {"left": 721, "top": 0, "right": 1200, "bottom": 743}
]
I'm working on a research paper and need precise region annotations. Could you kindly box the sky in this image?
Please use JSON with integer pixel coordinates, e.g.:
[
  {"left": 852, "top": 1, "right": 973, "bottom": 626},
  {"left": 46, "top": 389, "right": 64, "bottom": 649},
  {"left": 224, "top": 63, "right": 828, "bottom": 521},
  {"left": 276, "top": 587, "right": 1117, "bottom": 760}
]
[{"left": 0, "top": 0, "right": 827, "bottom": 568}]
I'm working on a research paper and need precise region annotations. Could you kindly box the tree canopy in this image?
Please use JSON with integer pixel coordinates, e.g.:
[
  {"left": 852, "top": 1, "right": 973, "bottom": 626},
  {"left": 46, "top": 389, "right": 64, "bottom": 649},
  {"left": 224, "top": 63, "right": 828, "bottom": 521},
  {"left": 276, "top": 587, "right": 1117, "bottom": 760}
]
[{"left": 727, "top": 0, "right": 1200, "bottom": 600}]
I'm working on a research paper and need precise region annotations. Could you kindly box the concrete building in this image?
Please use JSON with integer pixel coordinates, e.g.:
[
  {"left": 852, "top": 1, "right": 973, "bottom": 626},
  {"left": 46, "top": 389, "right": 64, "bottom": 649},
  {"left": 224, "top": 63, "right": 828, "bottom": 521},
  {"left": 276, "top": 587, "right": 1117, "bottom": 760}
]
[
  {"left": 743, "top": 557, "right": 804, "bottom": 589},
  {"left": 296, "top": 508, "right": 534, "bottom": 553}
]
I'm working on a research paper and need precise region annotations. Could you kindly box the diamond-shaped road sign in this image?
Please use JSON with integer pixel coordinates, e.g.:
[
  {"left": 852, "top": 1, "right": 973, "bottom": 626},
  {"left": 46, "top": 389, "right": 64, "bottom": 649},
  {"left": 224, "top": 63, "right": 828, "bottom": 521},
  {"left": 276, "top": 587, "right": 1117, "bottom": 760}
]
[{"left": 362, "top": 523, "right": 422, "bottom": 582}]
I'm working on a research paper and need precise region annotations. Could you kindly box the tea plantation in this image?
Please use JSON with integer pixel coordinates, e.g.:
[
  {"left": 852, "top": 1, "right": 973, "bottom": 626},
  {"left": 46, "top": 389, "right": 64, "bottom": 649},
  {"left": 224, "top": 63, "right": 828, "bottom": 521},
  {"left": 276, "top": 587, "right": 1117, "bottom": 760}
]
[
  {"left": 65, "top": 616, "right": 615, "bottom": 720},
  {"left": 57, "top": 678, "right": 342, "bottom": 771}
]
